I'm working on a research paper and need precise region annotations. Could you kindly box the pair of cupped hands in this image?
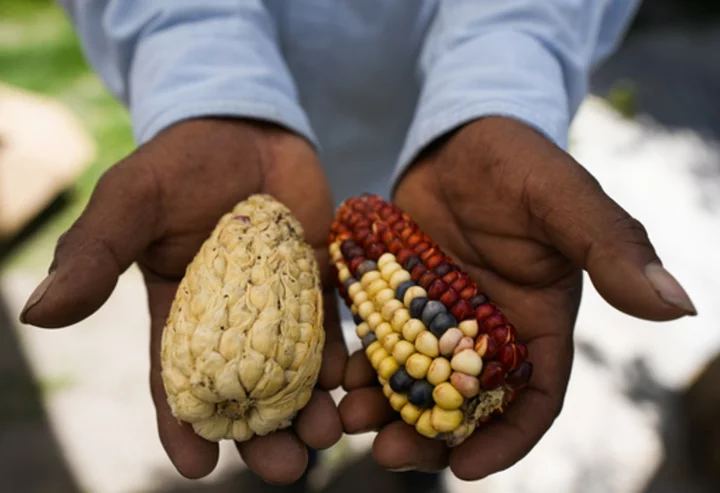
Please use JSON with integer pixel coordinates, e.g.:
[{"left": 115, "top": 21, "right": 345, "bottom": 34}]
[{"left": 20, "top": 116, "right": 695, "bottom": 485}]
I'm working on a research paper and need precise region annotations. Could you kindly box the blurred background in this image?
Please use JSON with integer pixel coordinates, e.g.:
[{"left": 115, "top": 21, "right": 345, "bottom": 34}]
[{"left": 1, "top": 0, "right": 719, "bottom": 492}]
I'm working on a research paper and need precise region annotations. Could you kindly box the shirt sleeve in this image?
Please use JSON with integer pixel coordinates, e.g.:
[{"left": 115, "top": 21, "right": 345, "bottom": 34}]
[
  {"left": 393, "top": 0, "right": 642, "bottom": 185},
  {"left": 56, "top": 0, "right": 317, "bottom": 146}
]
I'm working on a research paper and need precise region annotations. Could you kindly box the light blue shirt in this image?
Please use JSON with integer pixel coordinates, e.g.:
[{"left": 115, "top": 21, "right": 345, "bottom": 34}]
[{"left": 57, "top": 0, "right": 641, "bottom": 203}]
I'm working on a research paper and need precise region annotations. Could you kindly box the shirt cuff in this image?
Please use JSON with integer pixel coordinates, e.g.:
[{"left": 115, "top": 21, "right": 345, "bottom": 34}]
[
  {"left": 128, "top": 14, "right": 317, "bottom": 147},
  {"left": 393, "top": 29, "right": 570, "bottom": 188}
]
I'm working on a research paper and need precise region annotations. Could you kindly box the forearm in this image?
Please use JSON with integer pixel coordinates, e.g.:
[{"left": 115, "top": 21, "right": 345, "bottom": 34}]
[{"left": 56, "top": 0, "right": 316, "bottom": 145}]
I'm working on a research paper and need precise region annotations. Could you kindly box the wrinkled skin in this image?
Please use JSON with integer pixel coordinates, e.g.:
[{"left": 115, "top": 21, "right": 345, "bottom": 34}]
[
  {"left": 20, "top": 119, "right": 347, "bottom": 484},
  {"left": 338, "top": 116, "right": 696, "bottom": 480}
]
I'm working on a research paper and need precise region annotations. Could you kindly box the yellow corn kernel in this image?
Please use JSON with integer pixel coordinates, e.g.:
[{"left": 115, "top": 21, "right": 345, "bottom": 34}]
[
  {"left": 451, "top": 349, "right": 483, "bottom": 376},
  {"left": 392, "top": 340, "right": 416, "bottom": 365},
  {"left": 431, "top": 406, "right": 463, "bottom": 433},
  {"left": 380, "top": 262, "right": 402, "bottom": 282},
  {"left": 378, "top": 355, "right": 400, "bottom": 381},
  {"left": 375, "top": 322, "right": 393, "bottom": 342},
  {"left": 377, "top": 252, "right": 396, "bottom": 269},
  {"left": 383, "top": 382, "right": 394, "bottom": 399},
  {"left": 329, "top": 242, "right": 341, "bottom": 257},
  {"left": 367, "top": 278, "right": 389, "bottom": 298},
  {"left": 400, "top": 403, "right": 423, "bottom": 426},
  {"left": 416, "top": 409, "right": 438, "bottom": 438},
  {"left": 374, "top": 288, "right": 396, "bottom": 310},
  {"left": 365, "top": 341, "right": 382, "bottom": 359},
  {"left": 378, "top": 375, "right": 388, "bottom": 386},
  {"left": 415, "top": 331, "right": 440, "bottom": 358},
  {"left": 358, "top": 300, "right": 375, "bottom": 319},
  {"left": 389, "top": 392, "right": 409, "bottom": 411},
  {"left": 432, "top": 382, "right": 464, "bottom": 410},
  {"left": 427, "top": 357, "right": 452, "bottom": 386},
  {"left": 458, "top": 319, "right": 479, "bottom": 338},
  {"left": 338, "top": 267, "right": 351, "bottom": 283},
  {"left": 371, "top": 347, "right": 390, "bottom": 369},
  {"left": 352, "top": 290, "right": 369, "bottom": 307},
  {"left": 402, "top": 319, "right": 425, "bottom": 343},
  {"left": 391, "top": 308, "right": 411, "bottom": 332},
  {"left": 367, "top": 312, "right": 383, "bottom": 330},
  {"left": 361, "top": 270, "right": 381, "bottom": 288},
  {"left": 406, "top": 353, "right": 432, "bottom": 379},
  {"left": 347, "top": 281, "right": 362, "bottom": 299},
  {"left": 403, "top": 286, "right": 428, "bottom": 307},
  {"left": 389, "top": 269, "right": 412, "bottom": 290},
  {"left": 383, "top": 332, "right": 402, "bottom": 352},
  {"left": 381, "top": 299, "right": 404, "bottom": 321},
  {"left": 356, "top": 322, "right": 371, "bottom": 338}
]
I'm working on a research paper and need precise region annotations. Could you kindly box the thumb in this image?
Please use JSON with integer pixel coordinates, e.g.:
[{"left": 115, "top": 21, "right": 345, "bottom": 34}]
[
  {"left": 20, "top": 159, "right": 160, "bottom": 328},
  {"left": 532, "top": 160, "right": 696, "bottom": 321}
]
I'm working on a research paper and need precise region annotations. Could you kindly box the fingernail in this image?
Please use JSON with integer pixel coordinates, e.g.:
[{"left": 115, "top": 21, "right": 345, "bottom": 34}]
[
  {"left": 644, "top": 263, "right": 697, "bottom": 316},
  {"left": 388, "top": 465, "right": 416, "bottom": 472},
  {"left": 19, "top": 271, "right": 56, "bottom": 324}
]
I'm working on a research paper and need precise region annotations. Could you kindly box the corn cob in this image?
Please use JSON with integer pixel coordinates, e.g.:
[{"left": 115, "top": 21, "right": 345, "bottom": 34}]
[{"left": 329, "top": 194, "right": 532, "bottom": 446}]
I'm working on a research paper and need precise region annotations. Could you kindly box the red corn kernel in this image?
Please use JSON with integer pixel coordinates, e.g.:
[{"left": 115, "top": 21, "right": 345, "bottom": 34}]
[
  {"left": 396, "top": 248, "right": 414, "bottom": 266},
  {"left": 475, "top": 303, "right": 495, "bottom": 321},
  {"left": 349, "top": 256, "right": 366, "bottom": 274},
  {"left": 355, "top": 219, "right": 371, "bottom": 230},
  {"left": 450, "top": 275, "right": 469, "bottom": 293},
  {"left": 516, "top": 342, "right": 528, "bottom": 362},
  {"left": 459, "top": 285, "right": 477, "bottom": 300},
  {"left": 428, "top": 280, "right": 450, "bottom": 300},
  {"left": 450, "top": 300, "right": 474, "bottom": 321},
  {"left": 439, "top": 287, "right": 459, "bottom": 307},
  {"left": 442, "top": 271, "right": 459, "bottom": 284},
  {"left": 388, "top": 238, "right": 404, "bottom": 255},
  {"left": 478, "top": 361, "right": 506, "bottom": 390},
  {"left": 386, "top": 213, "right": 402, "bottom": 226},
  {"left": 361, "top": 233, "right": 380, "bottom": 249},
  {"left": 419, "top": 247, "right": 437, "bottom": 262},
  {"left": 425, "top": 253, "right": 444, "bottom": 270},
  {"left": 380, "top": 229, "right": 395, "bottom": 245},
  {"left": 348, "top": 212, "right": 363, "bottom": 227},
  {"left": 497, "top": 343, "right": 520, "bottom": 371},
  {"left": 413, "top": 242, "right": 431, "bottom": 255},
  {"left": 505, "top": 362, "right": 533, "bottom": 389},
  {"left": 490, "top": 324, "right": 514, "bottom": 346},
  {"left": 366, "top": 243, "right": 387, "bottom": 261},
  {"left": 392, "top": 221, "right": 406, "bottom": 234},
  {"left": 354, "top": 229, "right": 372, "bottom": 245},
  {"left": 410, "top": 264, "right": 427, "bottom": 282},
  {"left": 399, "top": 227, "right": 414, "bottom": 240},
  {"left": 407, "top": 234, "right": 423, "bottom": 248},
  {"left": 379, "top": 206, "right": 394, "bottom": 219},
  {"left": 474, "top": 334, "right": 498, "bottom": 359},
  {"left": 418, "top": 271, "right": 438, "bottom": 290}
]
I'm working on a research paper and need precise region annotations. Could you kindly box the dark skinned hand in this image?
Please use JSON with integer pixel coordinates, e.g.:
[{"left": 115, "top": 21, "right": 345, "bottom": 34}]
[
  {"left": 19, "top": 118, "right": 347, "bottom": 485},
  {"left": 338, "top": 116, "right": 697, "bottom": 480}
]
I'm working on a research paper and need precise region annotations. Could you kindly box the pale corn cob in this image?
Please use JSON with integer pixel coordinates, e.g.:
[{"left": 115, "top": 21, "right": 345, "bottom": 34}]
[
  {"left": 329, "top": 194, "right": 532, "bottom": 446},
  {"left": 160, "top": 194, "right": 324, "bottom": 442}
]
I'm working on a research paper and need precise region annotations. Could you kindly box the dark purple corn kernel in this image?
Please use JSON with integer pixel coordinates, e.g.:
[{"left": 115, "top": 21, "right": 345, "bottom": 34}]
[
  {"left": 340, "top": 239, "right": 358, "bottom": 258},
  {"left": 355, "top": 260, "right": 378, "bottom": 278},
  {"left": 395, "top": 280, "right": 416, "bottom": 304},
  {"left": 409, "top": 297, "right": 428, "bottom": 319},
  {"left": 353, "top": 312, "right": 364, "bottom": 325},
  {"left": 343, "top": 277, "right": 358, "bottom": 291},
  {"left": 429, "top": 312, "right": 458, "bottom": 338},
  {"left": 361, "top": 332, "right": 377, "bottom": 348},
  {"left": 421, "top": 300, "right": 446, "bottom": 328},
  {"left": 408, "top": 380, "right": 435, "bottom": 408},
  {"left": 346, "top": 245, "right": 366, "bottom": 259},
  {"left": 389, "top": 368, "right": 414, "bottom": 393},
  {"left": 469, "top": 294, "right": 489, "bottom": 308},
  {"left": 403, "top": 255, "right": 423, "bottom": 273},
  {"left": 434, "top": 262, "right": 454, "bottom": 277}
]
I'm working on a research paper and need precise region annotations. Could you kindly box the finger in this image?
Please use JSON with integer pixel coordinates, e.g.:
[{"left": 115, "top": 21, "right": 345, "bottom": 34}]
[
  {"left": 317, "top": 284, "right": 347, "bottom": 390},
  {"left": 528, "top": 156, "right": 697, "bottom": 320},
  {"left": 293, "top": 390, "right": 343, "bottom": 450},
  {"left": 449, "top": 331, "right": 572, "bottom": 480},
  {"left": 19, "top": 158, "right": 159, "bottom": 327},
  {"left": 372, "top": 421, "right": 449, "bottom": 473},
  {"left": 146, "top": 277, "right": 219, "bottom": 478},
  {"left": 236, "top": 430, "right": 309, "bottom": 485},
  {"left": 343, "top": 350, "right": 377, "bottom": 391},
  {"left": 339, "top": 386, "right": 395, "bottom": 434}
]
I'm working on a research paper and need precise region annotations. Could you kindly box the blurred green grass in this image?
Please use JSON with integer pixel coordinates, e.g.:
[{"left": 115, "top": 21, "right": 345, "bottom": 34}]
[{"left": 0, "top": 0, "right": 135, "bottom": 271}]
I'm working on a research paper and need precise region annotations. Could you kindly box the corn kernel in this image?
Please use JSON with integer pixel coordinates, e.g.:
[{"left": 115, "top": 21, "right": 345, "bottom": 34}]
[
  {"left": 383, "top": 332, "right": 402, "bottom": 352},
  {"left": 338, "top": 267, "right": 351, "bottom": 283},
  {"left": 352, "top": 290, "right": 369, "bottom": 306},
  {"left": 374, "top": 288, "right": 396, "bottom": 310},
  {"left": 367, "top": 278, "right": 389, "bottom": 298},
  {"left": 389, "top": 269, "right": 412, "bottom": 290},
  {"left": 400, "top": 403, "right": 423, "bottom": 426},
  {"left": 379, "top": 355, "right": 400, "bottom": 380},
  {"left": 391, "top": 308, "right": 411, "bottom": 332},
  {"left": 403, "top": 286, "right": 428, "bottom": 307},
  {"left": 365, "top": 341, "right": 382, "bottom": 359},
  {"left": 347, "top": 282, "right": 362, "bottom": 298},
  {"left": 375, "top": 322, "right": 393, "bottom": 342},
  {"left": 329, "top": 242, "right": 341, "bottom": 257},
  {"left": 361, "top": 270, "right": 382, "bottom": 288},
  {"left": 378, "top": 375, "right": 388, "bottom": 386},
  {"left": 438, "top": 328, "right": 463, "bottom": 356},
  {"left": 451, "top": 349, "right": 483, "bottom": 376},
  {"left": 383, "top": 382, "right": 394, "bottom": 398},
  {"left": 431, "top": 406, "right": 463, "bottom": 432},
  {"left": 389, "top": 392, "right": 409, "bottom": 411},
  {"left": 450, "top": 372, "right": 480, "bottom": 398},
  {"left": 427, "top": 357, "right": 452, "bottom": 386},
  {"left": 415, "top": 331, "right": 440, "bottom": 358},
  {"left": 380, "top": 262, "right": 402, "bottom": 282},
  {"left": 350, "top": 304, "right": 358, "bottom": 315},
  {"left": 356, "top": 322, "right": 371, "bottom": 338},
  {"left": 406, "top": 353, "right": 432, "bottom": 379},
  {"left": 377, "top": 252, "right": 396, "bottom": 269},
  {"left": 416, "top": 409, "right": 438, "bottom": 438},
  {"left": 358, "top": 301, "right": 375, "bottom": 319},
  {"left": 371, "top": 347, "right": 390, "bottom": 369},
  {"left": 392, "top": 340, "right": 416, "bottom": 365},
  {"left": 381, "top": 299, "right": 404, "bottom": 321},
  {"left": 432, "top": 382, "right": 464, "bottom": 410},
  {"left": 367, "top": 311, "right": 383, "bottom": 330},
  {"left": 458, "top": 319, "right": 479, "bottom": 338},
  {"left": 402, "top": 319, "right": 425, "bottom": 343}
]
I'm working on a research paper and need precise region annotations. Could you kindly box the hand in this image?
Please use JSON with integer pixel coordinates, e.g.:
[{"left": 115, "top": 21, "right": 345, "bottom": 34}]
[
  {"left": 19, "top": 118, "right": 347, "bottom": 484},
  {"left": 339, "top": 116, "right": 696, "bottom": 479}
]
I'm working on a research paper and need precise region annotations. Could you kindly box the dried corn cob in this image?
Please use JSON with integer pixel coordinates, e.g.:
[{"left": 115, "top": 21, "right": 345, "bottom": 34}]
[
  {"left": 161, "top": 194, "right": 324, "bottom": 442},
  {"left": 329, "top": 194, "right": 532, "bottom": 446}
]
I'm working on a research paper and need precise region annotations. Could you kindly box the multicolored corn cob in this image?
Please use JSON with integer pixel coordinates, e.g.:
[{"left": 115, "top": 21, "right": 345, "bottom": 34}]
[{"left": 329, "top": 194, "right": 532, "bottom": 446}]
